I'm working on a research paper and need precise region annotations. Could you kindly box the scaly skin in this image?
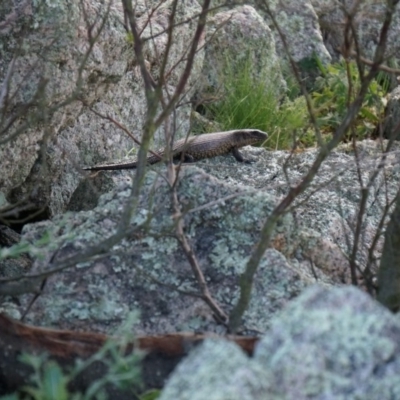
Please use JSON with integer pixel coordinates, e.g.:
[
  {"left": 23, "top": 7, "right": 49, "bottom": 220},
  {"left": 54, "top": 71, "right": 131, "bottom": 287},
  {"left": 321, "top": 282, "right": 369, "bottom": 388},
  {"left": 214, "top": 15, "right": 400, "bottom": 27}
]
[{"left": 83, "top": 129, "right": 268, "bottom": 171}]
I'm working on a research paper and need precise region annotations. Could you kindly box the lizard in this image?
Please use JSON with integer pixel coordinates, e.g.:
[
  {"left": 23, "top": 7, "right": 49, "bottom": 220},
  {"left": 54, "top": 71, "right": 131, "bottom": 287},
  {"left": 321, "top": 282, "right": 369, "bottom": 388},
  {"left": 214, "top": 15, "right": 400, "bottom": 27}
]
[{"left": 83, "top": 129, "right": 268, "bottom": 171}]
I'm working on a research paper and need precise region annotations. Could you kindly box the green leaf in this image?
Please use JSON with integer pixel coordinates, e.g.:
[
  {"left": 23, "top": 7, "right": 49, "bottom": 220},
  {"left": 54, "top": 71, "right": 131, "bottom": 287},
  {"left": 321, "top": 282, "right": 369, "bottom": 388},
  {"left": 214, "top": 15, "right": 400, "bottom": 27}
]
[
  {"left": 314, "top": 54, "right": 327, "bottom": 76},
  {"left": 42, "top": 362, "right": 69, "bottom": 400},
  {"left": 360, "top": 107, "right": 380, "bottom": 123},
  {"left": 139, "top": 389, "right": 162, "bottom": 400}
]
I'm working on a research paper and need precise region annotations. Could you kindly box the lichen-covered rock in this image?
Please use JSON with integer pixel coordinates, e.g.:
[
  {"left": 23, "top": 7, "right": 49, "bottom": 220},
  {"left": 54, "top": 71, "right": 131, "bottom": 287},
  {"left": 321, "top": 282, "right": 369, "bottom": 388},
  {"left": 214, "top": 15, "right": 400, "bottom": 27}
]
[
  {"left": 255, "top": 285, "right": 400, "bottom": 399},
  {"left": 200, "top": 140, "right": 400, "bottom": 285},
  {"left": 196, "top": 5, "right": 285, "bottom": 101},
  {"left": 208, "top": 0, "right": 331, "bottom": 64},
  {"left": 265, "top": 0, "right": 331, "bottom": 63},
  {"left": 259, "top": 0, "right": 400, "bottom": 64},
  {"left": 19, "top": 165, "right": 308, "bottom": 333},
  {"left": 0, "top": 0, "right": 202, "bottom": 216},
  {"left": 159, "top": 285, "right": 400, "bottom": 400},
  {"left": 158, "top": 339, "right": 277, "bottom": 400},
  {"left": 0, "top": 0, "right": 127, "bottom": 209},
  {"left": 10, "top": 136, "right": 400, "bottom": 332},
  {"left": 312, "top": 0, "right": 400, "bottom": 60},
  {"left": 208, "top": 0, "right": 400, "bottom": 67}
]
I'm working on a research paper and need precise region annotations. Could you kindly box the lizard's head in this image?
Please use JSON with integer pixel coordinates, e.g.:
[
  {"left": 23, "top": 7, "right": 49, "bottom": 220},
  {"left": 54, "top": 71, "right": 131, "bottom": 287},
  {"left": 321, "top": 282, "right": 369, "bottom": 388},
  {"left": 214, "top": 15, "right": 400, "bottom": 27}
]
[{"left": 234, "top": 129, "right": 268, "bottom": 146}]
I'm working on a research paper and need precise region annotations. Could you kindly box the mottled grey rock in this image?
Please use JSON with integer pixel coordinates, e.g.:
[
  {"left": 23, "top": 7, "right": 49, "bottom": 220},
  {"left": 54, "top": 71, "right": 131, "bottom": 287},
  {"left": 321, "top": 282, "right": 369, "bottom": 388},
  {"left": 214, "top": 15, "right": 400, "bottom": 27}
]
[
  {"left": 159, "top": 339, "right": 277, "bottom": 400},
  {"left": 160, "top": 285, "right": 400, "bottom": 400},
  {"left": 200, "top": 140, "right": 400, "bottom": 285},
  {"left": 0, "top": 0, "right": 202, "bottom": 216},
  {"left": 251, "top": 0, "right": 400, "bottom": 64},
  {"left": 19, "top": 165, "right": 308, "bottom": 334},
  {"left": 383, "top": 85, "right": 400, "bottom": 140},
  {"left": 266, "top": 0, "right": 331, "bottom": 63},
  {"left": 8, "top": 136, "right": 399, "bottom": 332},
  {"left": 196, "top": 5, "right": 285, "bottom": 102},
  {"left": 208, "top": 0, "right": 331, "bottom": 63},
  {"left": 255, "top": 285, "right": 400, "bottom": 399},
  {"left": 312, "top": 0, "right": 400, "bottom": 61},
  {"left": 209, "top": 0, "right": 400, "bottom": 66},
  {"left": 0, "top": 0, "right": 126, "bottom": 212}
]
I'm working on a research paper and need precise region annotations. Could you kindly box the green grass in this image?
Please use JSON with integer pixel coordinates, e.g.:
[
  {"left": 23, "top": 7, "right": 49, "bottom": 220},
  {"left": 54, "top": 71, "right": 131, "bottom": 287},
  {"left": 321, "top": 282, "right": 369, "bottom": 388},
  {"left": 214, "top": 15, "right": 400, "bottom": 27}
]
[
  {"left": 204, "top": 56, "right": 309, "bottom": 150},
  {"left": 204, "top": 54, "right": 390, "bottom": 149}
]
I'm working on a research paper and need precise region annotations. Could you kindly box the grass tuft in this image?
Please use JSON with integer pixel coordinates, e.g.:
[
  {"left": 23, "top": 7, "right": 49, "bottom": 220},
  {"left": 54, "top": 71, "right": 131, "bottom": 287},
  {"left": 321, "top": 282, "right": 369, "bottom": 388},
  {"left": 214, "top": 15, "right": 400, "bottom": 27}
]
[{"left": 204, "top": 56, "right": 308, "bottom": 150}]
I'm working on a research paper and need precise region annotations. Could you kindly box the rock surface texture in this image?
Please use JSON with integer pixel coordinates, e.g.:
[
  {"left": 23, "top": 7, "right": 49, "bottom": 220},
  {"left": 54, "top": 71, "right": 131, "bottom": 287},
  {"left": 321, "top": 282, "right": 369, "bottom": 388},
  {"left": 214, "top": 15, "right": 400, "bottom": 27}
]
[
  {"left": 2, "top": 2, "right": 400, "bottom": 397},
  {"left": 196, "top": 5, "right": 285, "bottom": 100},
  {"left": 18, "top": 163, "right": 304, "bottom": 333},
  {"left": 0, "top": 0, "right": 203, "bottom": 216},
  {"left": 159, "top": 285, "right": 400, "bottom": 400},
  {"left": 3, "top": 0, "right": 400, "bottom": 217},
  {"left": 7, "top": 139, "right": 399, "bottom": 334}
]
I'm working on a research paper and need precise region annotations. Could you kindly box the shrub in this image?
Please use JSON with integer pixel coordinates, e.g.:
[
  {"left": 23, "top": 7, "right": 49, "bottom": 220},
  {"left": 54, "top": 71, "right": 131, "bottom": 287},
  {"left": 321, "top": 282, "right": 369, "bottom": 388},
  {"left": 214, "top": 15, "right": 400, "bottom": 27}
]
[{"left": 312, "top": 58, "right": 390, "bottom": 140}]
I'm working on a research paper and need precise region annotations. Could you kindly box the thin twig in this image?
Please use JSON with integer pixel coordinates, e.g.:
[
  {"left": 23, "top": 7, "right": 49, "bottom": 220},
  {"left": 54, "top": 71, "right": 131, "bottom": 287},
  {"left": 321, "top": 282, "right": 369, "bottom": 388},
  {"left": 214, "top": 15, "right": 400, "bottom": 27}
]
[
  {"left": 229, "top": 0, "right": 397, "bottom": 333},
  {"left": 168, "top": 166, "right": 228, "bottom": 325}
]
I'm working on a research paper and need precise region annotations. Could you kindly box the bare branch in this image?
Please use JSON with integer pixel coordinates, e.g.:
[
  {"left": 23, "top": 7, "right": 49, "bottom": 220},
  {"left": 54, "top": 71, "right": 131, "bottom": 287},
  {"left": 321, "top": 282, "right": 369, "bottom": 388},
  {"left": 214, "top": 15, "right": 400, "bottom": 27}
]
[
  {"left": 229, "top": 0, "right": 398, "bottom": 333},
  {"left": 168, "top": 166, "right": 228, "bottom": 325}
]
